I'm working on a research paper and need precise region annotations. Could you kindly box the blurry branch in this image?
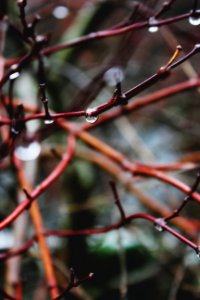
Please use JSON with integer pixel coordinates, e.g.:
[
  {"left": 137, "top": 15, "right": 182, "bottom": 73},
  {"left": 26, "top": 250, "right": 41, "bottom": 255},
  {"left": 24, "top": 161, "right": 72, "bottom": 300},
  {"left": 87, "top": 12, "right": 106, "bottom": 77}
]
[
  {"left": 0, "top": 287, "right": 16, "bottom": 300},
  {"left": 168, "top": 261, "right": 185, "bottom": 300},
  {"left": 77, "top": 130, "right": 200, "bottom": 204},
  {"left": 0, "top": 134, "right": 76, "bottom": 230},
  {"left": 0, "top": 148, "right": 199, "bottom": 261},
  {"left": 13, "top": 156, "right": 60, "bottom": 299},
  {"left": 5, "top": 191, "right": 28, "bottom": 299},
  {"left": 153, "top": 0, "right": 176, "bottom": 19}
]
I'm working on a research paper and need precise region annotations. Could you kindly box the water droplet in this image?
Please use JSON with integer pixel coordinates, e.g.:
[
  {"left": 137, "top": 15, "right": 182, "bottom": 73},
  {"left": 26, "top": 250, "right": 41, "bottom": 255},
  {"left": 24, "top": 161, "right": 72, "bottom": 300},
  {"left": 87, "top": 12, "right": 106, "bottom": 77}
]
[
  {"left": 15, "top": 141, "right": 41, "bottom": 161},
  {"left": 189, "top": 13, "right": 200, "bottom": 26},
  {"left": 195, "top": 44, "right": 200, "bottom": 50},
  {"left": 148, "top": 17, "right": 159, "bottom": 33},
  {"left": 85, "top": 108, "right": 99, "bottom": 124},
  {"left": 11, "top": 127, "right": 20, "bottom": 135},
  {"left": 44, "top": 118, "right": 54, "bottom": 125},
  {"left": 9, "top": 72, "right": 20, "bottom": 80},
  {"left": 53, "top": 6, "right": 69, "bottom": 19},
  {"left": 148, "top": 26, "right": 159, "bottom": 33},
  {"left": 154, "top": 218, "right": 166, "bottom": 232},
  {"left": 196, "top": 246, "right": 200, "bottom": 259},
  {"left": 88, "top": 272, "right": 94, "bottom": 279},
  {"left": 104, "top": 67, "right": 124, "bottom": 87},
  {"left": 36, "top": 35, "right": 47, "bottom": 43},
  {"left": 10, "top": 64, "right": 19, "bottom": 71}
]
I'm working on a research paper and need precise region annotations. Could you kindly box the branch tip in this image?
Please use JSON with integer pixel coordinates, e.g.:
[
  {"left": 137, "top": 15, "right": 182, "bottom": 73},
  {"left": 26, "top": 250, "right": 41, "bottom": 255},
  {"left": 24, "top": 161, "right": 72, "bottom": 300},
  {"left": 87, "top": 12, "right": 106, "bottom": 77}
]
[
  {"left": 109, "top": 181, "right": 126, "bottom": 221},
  {"left": 22, "top": 188, "right": 32, "bottom": 200}
]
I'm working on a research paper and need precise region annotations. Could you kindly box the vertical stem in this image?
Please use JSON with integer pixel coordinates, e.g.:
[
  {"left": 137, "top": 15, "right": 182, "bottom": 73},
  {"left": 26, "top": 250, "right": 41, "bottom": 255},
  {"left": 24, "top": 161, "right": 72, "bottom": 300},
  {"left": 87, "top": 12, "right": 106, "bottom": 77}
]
[
  {"left": 117, "top": 229, "right": 128, "bottom": 300},
  {"left": 5, "top": 190, "right": 28, "bottom": 298},
  {"left": 15, "top": 159, "right": 59, "bottom": 299}
]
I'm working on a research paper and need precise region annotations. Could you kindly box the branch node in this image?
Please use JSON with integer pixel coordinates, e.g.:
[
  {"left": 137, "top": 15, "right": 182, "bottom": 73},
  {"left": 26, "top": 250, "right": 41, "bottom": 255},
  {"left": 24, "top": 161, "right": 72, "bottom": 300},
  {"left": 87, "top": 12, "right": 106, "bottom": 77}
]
[
  {"left": 154, "top": 218, "right": 166, "bottom": 232},
  {"left": 23, "top": 188, "right": 32, "bottom": 200}
]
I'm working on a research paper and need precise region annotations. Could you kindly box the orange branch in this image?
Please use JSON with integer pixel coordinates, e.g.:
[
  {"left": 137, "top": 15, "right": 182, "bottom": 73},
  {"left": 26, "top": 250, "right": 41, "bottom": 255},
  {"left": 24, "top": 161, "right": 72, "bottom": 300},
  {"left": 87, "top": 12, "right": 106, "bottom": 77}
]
[{"left": 13, "top": 158, "right": 60, "bottom": 299}]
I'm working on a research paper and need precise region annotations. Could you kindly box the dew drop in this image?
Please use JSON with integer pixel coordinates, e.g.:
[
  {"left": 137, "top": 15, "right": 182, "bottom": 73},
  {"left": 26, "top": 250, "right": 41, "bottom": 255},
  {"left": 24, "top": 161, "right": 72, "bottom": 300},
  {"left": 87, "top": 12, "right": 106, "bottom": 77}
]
[
  {"left": 154, "top": 218, "right": 166, "bottom": 232},
  {"left": 15, "top": 141, "right": 41, "bottom": 161},
  {"left": 44, "top": 118, "right": 54, "bottom": 125},
  {"left": 148, "top": 17, "right": 159, "bottom": 33},
  {"left": 104, "top": 66, "right": 124, "bottom": 87},
  {"left": 10, "top": 64, "right": 19, "bottom": 71},
  {"left": 9, "top": 72, "right": 20, "bottom": 80},
  {"left": 53, "top": 6, "right": 69, "bottom": 19},
  {"left": 196, "top": 246, "right": 200, "bottom": 260},
  {"left": 11, "top": 127, "right": 20, "bottom": 135},
  {"left": 189, "top": 14, "right": 200, "bottom": 26},
  {"left": 148, "top": 26, "right": 159, "bottom": 33},
  {"left": 85, "top": 108, "right": 98, "bottom": 124},
  {"left": 195, "top": 43, "right": 200, "bottom": 50},
  {"left": 88, "top": 272, "right": 94, "bottom": 279}
]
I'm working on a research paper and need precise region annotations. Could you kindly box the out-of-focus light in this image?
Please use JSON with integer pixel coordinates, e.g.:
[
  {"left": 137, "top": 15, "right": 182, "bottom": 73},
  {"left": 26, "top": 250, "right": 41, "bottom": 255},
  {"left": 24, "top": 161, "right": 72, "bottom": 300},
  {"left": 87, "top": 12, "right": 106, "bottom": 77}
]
[
  {"left": 103, "top": 66, "right": 124, "bottom": 87},
  {"left": 9, "top": 72, "right": 20, "bottom": 80},
  {"left": 44, "top": 118, "right": 54, "bottom": 125},
  {"left": 0, "top": 230, "right": 13, "bottom": 250},
  {"left": 15, "top": 141, "right": 41, "bottom": 161},
  {"left": 148, "top": 26, "right": 159, "bottom": 33},
  {"left": 52, "top": 6, "right": 69, "bottom": 19},
  {"left": 189, "top": 15, "right": 200, "bottom": 26},
  {"left": 148, "top": 17, "right": 159, "bottom": 33}
]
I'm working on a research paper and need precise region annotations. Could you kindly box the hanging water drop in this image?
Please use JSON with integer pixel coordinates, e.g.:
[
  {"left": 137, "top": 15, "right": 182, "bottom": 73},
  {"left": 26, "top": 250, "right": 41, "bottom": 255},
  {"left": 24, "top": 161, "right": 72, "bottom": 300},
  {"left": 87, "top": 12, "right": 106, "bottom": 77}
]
[
  {"left": 196, "top": 246, "right": 200, "bottom": 260},
  {"left": 44, "top": 118, "right": 54, "bottom": 125},
  {"left": 9, "top": 72, "right": 20, "bottom": 80},
  {"left": 148, "top": 26, "right": 159, "bottom": 33},
  {"left": 154, "top": 218, "right": 166, "bottom": 232},
  {"left": 15, "top": 141, "right": 41, "bottom": 161},
  {"left": 189, "top": 12, "right": 200, "bottom": 26},
  {"left": 85, "top": 108, "right": 99, "bottom": 124},
  {"left": 10, "top": 64, "right": 20, "bottom": 80},
  {"left": 148, "top": 17, "right": 159, "bottom": 33},
  {"left": 11, "top": 127, "right": 20, "bottom": 135},
  {"left": 104, "top": 67, "right": 124, "bottom": 87}
]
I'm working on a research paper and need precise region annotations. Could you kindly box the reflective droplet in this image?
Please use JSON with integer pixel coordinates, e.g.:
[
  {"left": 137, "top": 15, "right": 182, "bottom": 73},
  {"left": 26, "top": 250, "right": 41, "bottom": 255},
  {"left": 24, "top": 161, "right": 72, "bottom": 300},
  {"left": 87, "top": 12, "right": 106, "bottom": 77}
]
[
  {"left": 9, "top": 72, "right": 20, "bottom": 80},
  {"left": 85, "top": 108, "right": 99, "bottom": 124},
  {"left": 11, "top": 127, "right": 20, "bottom": 135},
  {"left": 196, "top": 246, "right": 200, "bottom": 259},
  {"left": 154, "top": 218, "right": 166, "bottom": 232},
  {"left": 148, "top": 17, "right": 159, "bottom": 33},
  {"left": 104, "top": 66, "right": 124, "bottom": 87},
  {"left": 195, "top": 44, "right": 200, "bottom": 50},
  {"left": 15, "top": 141, "right": 41, "bottom": 161},
  {"left": 53, "top": 6, "right": 69, "bottom": 19},
  {"left": 44, "top": 118, "right": 54, "bottom": 125},
  {"left": 10, "top": 64, "right": 19, "bottom": 71},
  {"left": 36, "top": 35, "right": 46, "bottom": 43},
  {"left": 88, "top": 272, "right": 94, "bottom": 279},
  {"left": 189, "top": 14, "right": 200, "bottom": 26},
  {"left": 148, "top": 26, "right": 159, "bottom": 33}
]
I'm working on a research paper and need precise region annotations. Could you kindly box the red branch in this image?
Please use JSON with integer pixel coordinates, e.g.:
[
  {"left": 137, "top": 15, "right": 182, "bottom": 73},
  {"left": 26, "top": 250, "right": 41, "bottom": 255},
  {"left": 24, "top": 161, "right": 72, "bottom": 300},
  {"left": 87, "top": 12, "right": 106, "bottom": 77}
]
[{"left": 0, "top": 134, "right": 76, "bottom": 230}]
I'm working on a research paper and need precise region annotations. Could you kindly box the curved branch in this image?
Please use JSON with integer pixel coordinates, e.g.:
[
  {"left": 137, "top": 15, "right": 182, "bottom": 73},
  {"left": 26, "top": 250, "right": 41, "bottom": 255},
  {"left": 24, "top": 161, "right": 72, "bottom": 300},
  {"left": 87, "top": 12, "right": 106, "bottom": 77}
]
[{"left": 0, "top": 134, "right": 76, "bottom": 230}]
